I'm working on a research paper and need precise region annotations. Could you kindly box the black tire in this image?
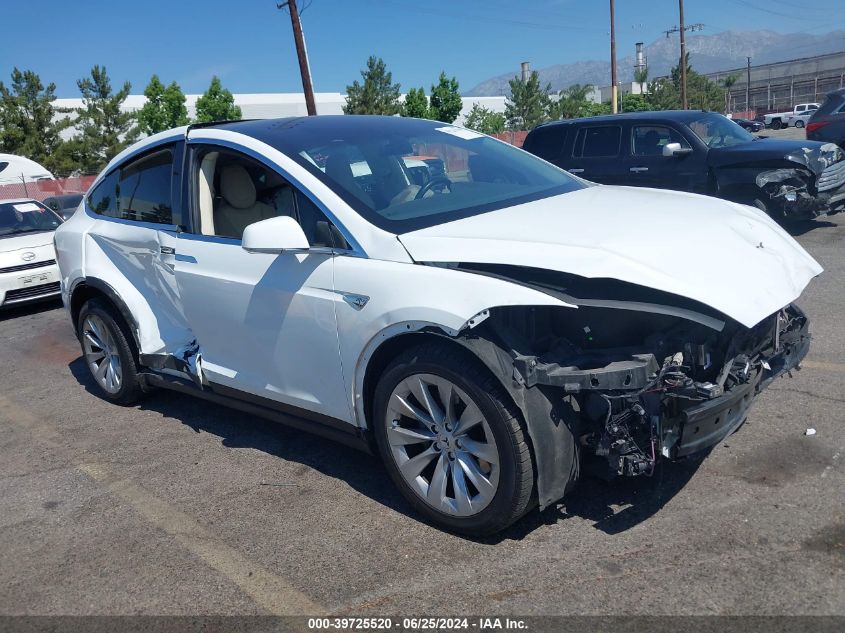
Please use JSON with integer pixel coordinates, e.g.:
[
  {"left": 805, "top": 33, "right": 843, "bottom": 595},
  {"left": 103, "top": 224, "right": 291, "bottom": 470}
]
[
  {"left": 372, "top": 341, "right": 535, "bottom": 536},
  {"left": 796, "top": 120, "right": 805, "bottom": 129},
  {"left": 77, "top": 298, "right": 143, "bottom": 405},
  {"left": 771, "top": 119, "right": 782, "bottom": 130}
]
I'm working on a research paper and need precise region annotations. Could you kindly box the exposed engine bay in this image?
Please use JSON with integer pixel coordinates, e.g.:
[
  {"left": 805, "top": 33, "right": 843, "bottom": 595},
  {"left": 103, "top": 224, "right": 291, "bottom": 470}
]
[{"left": 459, "top": 265, "right": 811, "bottom": 479}]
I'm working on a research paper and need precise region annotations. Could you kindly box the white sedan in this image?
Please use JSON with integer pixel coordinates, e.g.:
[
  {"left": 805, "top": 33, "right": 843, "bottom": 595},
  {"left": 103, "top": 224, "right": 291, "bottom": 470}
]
[
  {"left": 55, "top": 116, "right": 821, "bottom": 534},
  {"left": 0, "top": 198, "right": 62, "bottom": 308}
]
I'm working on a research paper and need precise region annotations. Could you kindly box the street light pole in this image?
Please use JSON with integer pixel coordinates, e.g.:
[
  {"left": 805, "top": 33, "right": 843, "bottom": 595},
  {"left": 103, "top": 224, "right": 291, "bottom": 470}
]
[
  {"left": 610, "top": 0, "right": 618, "bottom": 114},
  {"left": 278, "top": 1, "right": 317, "bottom": 116}
]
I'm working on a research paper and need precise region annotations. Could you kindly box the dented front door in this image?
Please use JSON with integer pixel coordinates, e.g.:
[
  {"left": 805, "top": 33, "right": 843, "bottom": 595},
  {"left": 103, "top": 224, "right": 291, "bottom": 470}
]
[{"left": 164, "top": 234, "right": 352, "bottom": 423}]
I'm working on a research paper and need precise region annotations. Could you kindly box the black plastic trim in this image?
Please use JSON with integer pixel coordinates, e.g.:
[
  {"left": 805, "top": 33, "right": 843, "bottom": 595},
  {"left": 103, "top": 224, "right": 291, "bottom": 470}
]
[
  {"left": 69, "top": 278, "right": 140, "bottom": 349},
  {"left": 140, "top": 372, "right": 372, "bottom": 454}
]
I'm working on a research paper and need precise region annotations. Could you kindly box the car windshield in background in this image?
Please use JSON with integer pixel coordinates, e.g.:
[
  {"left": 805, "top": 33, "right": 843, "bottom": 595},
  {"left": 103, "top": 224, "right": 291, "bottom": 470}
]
[
  {"left": 0, "top": 201, "right": 62, "bottom": 236},
  {"left": 266, "top": 117, "right": 585, "bottom": 233},
  {"left": 58, "top": 194, "right": 83, "bottom": 210},
  {"left": 688, "top": 113, "right": 755, "bottom": 148}
]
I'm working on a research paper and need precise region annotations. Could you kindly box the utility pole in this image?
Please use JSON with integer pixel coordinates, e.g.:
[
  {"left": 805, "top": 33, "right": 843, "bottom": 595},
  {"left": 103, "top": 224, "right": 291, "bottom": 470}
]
[
  {"left": 746, "top": 56, "right": 751, "bottom": 113},
  {"left": 664, "top": 4, "right": 703, "bottom": 111},
  {"left": 610, "top": 0, "right": 618, "bottom": 113},
  {"left": 678, "top": 0, "right": 687, "bottom": 109},
  {"left": 278, "top": 1, "right": 317, "bottom": 116}
]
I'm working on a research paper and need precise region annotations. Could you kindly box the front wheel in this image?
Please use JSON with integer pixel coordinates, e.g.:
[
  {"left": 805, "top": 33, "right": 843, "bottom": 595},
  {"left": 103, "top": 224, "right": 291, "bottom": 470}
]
[
  {"left": 77, "top": 298, "right": 143, "bottom": 405},
  {"left": 373, "top": 342, "right": 535, "bottom": 536},
  {"left": 771, "top": 119, "right": 783, "bottom": 130}
]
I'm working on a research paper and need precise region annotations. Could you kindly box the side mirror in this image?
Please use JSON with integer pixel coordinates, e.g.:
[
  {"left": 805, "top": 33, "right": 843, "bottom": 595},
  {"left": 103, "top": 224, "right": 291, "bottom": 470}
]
[
  {"left": 663, "top": 142, "right": 693, "bottom": 158},
  {"left": 241, "top": 215, "right": 309, "bottom": 254}
]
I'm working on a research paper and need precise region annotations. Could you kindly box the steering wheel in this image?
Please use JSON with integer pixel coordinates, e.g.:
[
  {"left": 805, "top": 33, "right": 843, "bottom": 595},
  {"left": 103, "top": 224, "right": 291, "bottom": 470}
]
[{"left": 414, "top": 175, "right": 452, "bottom": 200}]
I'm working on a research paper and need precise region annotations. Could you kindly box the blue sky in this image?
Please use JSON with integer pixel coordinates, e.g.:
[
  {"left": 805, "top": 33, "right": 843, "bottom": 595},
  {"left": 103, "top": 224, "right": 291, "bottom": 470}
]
[{"left": 1, "top": 0, "right": 843, "bottom": 97}]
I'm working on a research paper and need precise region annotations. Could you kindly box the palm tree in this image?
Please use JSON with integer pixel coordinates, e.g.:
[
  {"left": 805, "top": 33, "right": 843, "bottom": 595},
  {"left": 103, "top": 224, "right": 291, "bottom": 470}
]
[
  {"left": 634, "top": 67, "right": 649, "bottom": 95},
  {"left": 722, "top": 74, "right": 739, "bottom": 113}
]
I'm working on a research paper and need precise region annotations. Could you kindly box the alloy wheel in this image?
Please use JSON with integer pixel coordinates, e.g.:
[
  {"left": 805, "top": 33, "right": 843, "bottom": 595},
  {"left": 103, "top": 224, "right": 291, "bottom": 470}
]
[
  {"left": 385, "top": 373, "right": 500, "bottom": 516},
  {"left": 82, "top": 314, "right": 123, "bottom": 394}
]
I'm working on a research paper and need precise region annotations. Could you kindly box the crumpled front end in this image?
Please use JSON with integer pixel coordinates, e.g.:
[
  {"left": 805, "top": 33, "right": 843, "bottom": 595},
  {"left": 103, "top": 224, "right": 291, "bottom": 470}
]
[
  {"left": 466, "top": 284, "right": 811, "bottom": 480},
  {"left": 754, "top": 143, "right": 845, "bottom": 219},
  {"left": 544, "top": 305, "right": 811, "bottom": 477}
]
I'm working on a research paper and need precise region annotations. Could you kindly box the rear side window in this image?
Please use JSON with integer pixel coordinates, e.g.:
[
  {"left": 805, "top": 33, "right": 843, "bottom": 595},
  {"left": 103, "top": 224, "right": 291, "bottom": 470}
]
[
  {"left": 88, "top": 149, "right": 174, "bottom": 224},
  {"left": 524, "top": 125, "right": 568, "bottom": 162},
  {"left": 117, "top": 149, "right": 174, "bottom": 224},
  {"left": 87, "top": 171, "right": 119, "bottom": 217},
  {"left": 573, "top": 126, "right": 621, "bottom": 158},
  {"left": 816, "top": 93, "right": 845, "bottom": 116}
]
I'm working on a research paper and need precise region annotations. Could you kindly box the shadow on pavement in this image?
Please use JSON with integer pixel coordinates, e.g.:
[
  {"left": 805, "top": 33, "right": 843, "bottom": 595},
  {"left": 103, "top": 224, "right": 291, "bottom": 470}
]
[
  {"left": 0, "top": 297, "right": 62, "bottom": 322},
  {"left": 556, "top": 455, "right": 705, "bottom": 536},
  {"left": 785, "top": 219, "right": 837, "bottom": 237},
  {"left": 68, "top": 356, "right": 702, "bottom": 542}
]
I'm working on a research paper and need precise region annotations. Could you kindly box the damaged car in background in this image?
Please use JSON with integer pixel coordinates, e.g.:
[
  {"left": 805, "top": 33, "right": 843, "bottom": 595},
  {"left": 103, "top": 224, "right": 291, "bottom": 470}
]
[
  {"left": 55, "top": 116, "right": 822, "bottom": 535},
  {"left": 523, "top": 110, "right": 845, "bottom": 222}
]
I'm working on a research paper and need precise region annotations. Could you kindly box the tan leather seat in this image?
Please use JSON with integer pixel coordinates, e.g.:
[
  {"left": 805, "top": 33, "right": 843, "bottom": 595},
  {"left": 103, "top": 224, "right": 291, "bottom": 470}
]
[{"left": 213, "top": 165, "right": 276, "bottom": 239}]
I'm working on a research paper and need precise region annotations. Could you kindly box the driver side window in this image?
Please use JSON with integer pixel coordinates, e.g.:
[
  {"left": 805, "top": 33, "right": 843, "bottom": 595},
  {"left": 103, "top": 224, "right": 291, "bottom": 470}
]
[{"left": 193, "top": 146, "right": 348, "bottom": 249}]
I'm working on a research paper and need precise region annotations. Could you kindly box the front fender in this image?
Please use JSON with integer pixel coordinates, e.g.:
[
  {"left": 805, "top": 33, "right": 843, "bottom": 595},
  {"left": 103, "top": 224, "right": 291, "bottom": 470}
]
[{"left": 334, "top": 256, "right": 576, "bottom": 429}]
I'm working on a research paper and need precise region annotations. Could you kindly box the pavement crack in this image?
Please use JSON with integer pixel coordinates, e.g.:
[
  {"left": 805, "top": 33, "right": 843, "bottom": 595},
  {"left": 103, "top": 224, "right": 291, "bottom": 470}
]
[{"left": 773, "top": 386, "right": 845, "bottom": 404}]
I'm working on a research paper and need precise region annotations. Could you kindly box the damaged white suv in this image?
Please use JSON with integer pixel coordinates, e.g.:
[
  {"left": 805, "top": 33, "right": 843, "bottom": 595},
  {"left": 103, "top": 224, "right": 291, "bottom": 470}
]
[{"left": 55, "top": 116, "right": 822, "bottom": 535}]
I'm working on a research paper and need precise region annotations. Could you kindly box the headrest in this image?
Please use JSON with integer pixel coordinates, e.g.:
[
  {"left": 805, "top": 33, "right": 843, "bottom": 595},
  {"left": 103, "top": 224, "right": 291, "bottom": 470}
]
[{"left": 220, "top": 165, "right": 256, "bottom": 209}]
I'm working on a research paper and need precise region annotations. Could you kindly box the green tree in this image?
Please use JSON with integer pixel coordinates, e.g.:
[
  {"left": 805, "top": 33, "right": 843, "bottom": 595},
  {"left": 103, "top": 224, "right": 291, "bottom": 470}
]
[
  {"left": 551, "top": 83, "right": 594, "bottom": 119},
  {"left": 74, "top": 65, "right": 139, "bottom": 174},
  {"left": 580, "top": 101, "right": 612, "bottom": 117},
  {"left": 463, "top": 103, "right": 506, "bottom": 135},
  {"left": 647, "top": 53, "right": 724, "bottom": 113},
  {"left": 0, "top": 68, "right": 71, "bottom": 174},
  {"left": 634, "top": 67, "right": 649, "bottom": 94},
  {"left": 504, "top": 71, "right": 550, "bottom": 130},
  {"left": 620, "top": 93, "right": 650, "bottom": 112},
  {"left": 401, "top": 87, "right": 430, "bottom": 118},
  {"left": 194, "top": 76, "right": 242, "bottom": 123},
  {"left": 429, "top": 72, "right": 462, "bottom": 123},
  {"left": 721, "top": 74, "right": 739, "bottom": 113},
  {"left": 138, "top": 75, "right": 189, "bottom": 135},
  {"left": 343, "top": 56, "right": 402, "bottom": 115},
  {"left": 646, "top": 76, "right": 680, "bottom": 111}
]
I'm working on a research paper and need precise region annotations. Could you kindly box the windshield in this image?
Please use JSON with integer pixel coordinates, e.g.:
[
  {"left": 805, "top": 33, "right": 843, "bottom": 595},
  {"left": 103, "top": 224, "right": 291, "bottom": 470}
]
[
  {"left": 260, "top": 116, "right": 585, "bottom": 233},
  {"left": 0, "top": 201, "right": 62, "bottom": 237},
  {"left": 57, "top": 194, "right": 83, "bottom": 209},
  {"left": 687, "top": 113, "right": 754, "bottom": 148}
]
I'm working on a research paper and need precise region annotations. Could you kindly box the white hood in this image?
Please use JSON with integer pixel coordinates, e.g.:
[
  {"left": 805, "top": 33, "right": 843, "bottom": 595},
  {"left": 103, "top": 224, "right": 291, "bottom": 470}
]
[
  {"left": 398, "top": 186, "right": 823, "bottom": 328},
  {"left": 0, "top": 232, "right": 56, "bottom": 267}
]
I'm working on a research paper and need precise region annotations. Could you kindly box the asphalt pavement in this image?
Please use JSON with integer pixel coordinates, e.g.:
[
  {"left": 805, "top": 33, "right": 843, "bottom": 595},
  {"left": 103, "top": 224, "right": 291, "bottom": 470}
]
[{"left": 0, "top": 213, "right": 843, "bottom": 618}]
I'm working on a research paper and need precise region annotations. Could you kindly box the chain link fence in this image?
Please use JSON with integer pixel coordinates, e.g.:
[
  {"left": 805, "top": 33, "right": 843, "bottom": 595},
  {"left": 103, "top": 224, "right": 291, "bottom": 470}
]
[{"left": 0, "top": 174, "right": 97, "bottom": 202}]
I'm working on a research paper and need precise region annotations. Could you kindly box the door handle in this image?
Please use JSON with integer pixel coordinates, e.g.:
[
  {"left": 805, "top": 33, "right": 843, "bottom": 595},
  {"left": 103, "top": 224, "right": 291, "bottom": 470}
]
[
  {"left": 160, "top": 246, "right": 175, "bottom": 255},
  {"left": 629, "top": 167, "right": 649, "bottom": 173},
  {"left": 568, "top": 168, "right": 585, "bottom": 174}
]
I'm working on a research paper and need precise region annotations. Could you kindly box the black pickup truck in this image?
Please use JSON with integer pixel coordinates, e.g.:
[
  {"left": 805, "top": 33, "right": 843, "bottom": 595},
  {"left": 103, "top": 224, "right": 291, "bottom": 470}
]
[{"left": 523, "top": 110, "right": 845, "bottom": 221}]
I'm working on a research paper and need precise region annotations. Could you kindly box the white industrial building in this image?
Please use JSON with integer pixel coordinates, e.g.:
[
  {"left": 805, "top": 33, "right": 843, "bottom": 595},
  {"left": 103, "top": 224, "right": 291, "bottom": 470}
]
[{"left": 53, "top": 93, "right": 508, "bottom": 134}]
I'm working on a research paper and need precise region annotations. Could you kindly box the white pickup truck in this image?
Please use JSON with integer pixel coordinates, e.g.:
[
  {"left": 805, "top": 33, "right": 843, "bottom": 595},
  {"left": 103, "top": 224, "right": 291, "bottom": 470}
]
[{"left": 763, "top": 103, "right": 820, "bottom": 129}]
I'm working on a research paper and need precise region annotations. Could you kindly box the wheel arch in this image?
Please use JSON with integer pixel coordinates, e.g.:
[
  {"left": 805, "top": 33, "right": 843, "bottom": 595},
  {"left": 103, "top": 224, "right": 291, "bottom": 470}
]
[
  {"left": 70, "top": 277, "right": 140, "bottom": 351},
  {"left": 356, "top": 321, "right": 578, "bottom": 510}
]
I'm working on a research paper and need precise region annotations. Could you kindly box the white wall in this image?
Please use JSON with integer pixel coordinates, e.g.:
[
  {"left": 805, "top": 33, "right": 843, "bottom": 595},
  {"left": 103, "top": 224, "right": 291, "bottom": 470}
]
[{"left": 53, "top": 92, "right": 507, "bottom": 138}]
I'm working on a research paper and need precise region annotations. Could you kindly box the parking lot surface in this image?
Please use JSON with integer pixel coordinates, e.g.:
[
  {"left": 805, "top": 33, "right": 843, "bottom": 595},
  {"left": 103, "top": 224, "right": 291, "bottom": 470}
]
[{"left": 1, "top": 214, "right": 843, "bottom": 617}]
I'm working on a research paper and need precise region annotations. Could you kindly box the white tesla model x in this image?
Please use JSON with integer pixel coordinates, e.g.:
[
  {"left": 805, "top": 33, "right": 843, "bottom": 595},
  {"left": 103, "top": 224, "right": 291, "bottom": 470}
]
[{"left": 55, "top": 116, "right": 821, "bottom": 534}]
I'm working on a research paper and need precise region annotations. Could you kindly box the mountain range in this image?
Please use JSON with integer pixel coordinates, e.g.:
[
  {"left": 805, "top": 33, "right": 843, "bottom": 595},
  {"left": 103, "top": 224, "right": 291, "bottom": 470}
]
[{"left": 465, "top": 29, "right": 845, "bottom": 96}]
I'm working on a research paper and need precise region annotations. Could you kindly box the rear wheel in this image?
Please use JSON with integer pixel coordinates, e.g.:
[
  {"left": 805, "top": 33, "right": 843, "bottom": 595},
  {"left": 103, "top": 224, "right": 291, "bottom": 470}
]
[
  {"left": 373, "top": 342, "right": 535, "bottom": 536},
  {"left": 77, "top": 298, "right": 143, "bottom": 405},
  {"left": 796, "top": 119, "right": 805, "bottom": 128}
]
